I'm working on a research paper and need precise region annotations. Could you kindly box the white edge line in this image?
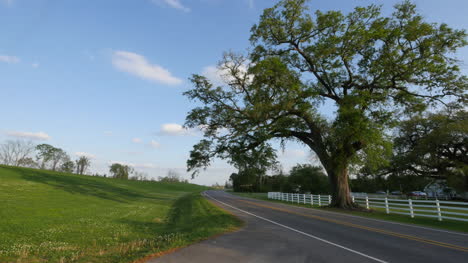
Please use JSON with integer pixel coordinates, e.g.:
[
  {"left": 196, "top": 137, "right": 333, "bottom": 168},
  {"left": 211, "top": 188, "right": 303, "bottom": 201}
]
[
  {"left": 231, "top": 192, "right": 468, "bottom": 237},
  {"left": 203, "top": 192, "right": 388, "bottom": 263}
]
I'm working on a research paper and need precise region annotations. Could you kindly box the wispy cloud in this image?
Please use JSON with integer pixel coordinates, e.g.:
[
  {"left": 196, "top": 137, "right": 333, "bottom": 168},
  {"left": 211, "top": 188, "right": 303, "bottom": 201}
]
[
  {"left": 149, "top": 140, "right": 161, "bottom": 149},
  {"left": 132, "top": 138, "right": 142, "bottom": 143},
  {"left": 152, "top": 0, "right": 190, "bottom": 12},
  {"left": 158, "top": 123, "right": 195, "bottom": 136},
  {"left": 75, "top": 152, "right": 96, "bottom": 159},
  {"left": 6, "top": 131, "right": 50, "bottom": 140},
  {"left": 0, "top": 55, "right": 20, "bottom": 64},
  {"left": 31, "top": 62, "right": 40, "bottom": 68},
  {"left": 112, "top": 50, "right": 182, "bottom": 85}
]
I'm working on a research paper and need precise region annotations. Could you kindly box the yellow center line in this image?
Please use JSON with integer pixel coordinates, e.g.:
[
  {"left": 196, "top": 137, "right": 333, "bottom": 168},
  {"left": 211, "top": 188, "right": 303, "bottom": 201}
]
[{"left": 238, "top": 199, "right": 468, "bottom": 253}]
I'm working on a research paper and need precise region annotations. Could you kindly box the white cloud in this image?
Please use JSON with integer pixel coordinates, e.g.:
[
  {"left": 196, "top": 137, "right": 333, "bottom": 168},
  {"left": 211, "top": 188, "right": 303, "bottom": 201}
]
[
  {"left": 132, "top": 138, "right": 142, "bottom": 143},
  {"left": 31, "top": 62, "right": 39, "bottom": 68},
  {"left": 6, "top": 131, "right": 50, "bottom": 140},
  {"left": 112, "top": 50, "right": 182, "bottom": 85},
  {"left": 103, "top": 131, "right": 113, "bottom": 136},
  {"left": 202, "top": 65, "right": 224, "bottom": 86},
  {"left": 152, "top": 0, "right": 190, "bottom": 12},
  {"left": 202, "top": 61, "right": 252, "bottom": 87},
  {"left": 0, "top": 55, "right": 20, "bottom": 64},
  {"left": 149, "top": 140, "right": 161, "bottom": 149},
  {"left": 159, "top": 123, "right": 194, "bottom": 136},
  {"left": 75, "top": 152, "right": 96, "bottom": 159}
]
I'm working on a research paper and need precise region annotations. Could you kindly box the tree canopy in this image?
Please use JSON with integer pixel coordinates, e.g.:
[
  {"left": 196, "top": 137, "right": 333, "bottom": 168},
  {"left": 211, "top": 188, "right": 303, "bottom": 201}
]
[
  {"left": 184, "top": 0, "right": 467, "bottom": 208},
  {"left": 109, "top": 163, "right": 133, "bottom": 180}
]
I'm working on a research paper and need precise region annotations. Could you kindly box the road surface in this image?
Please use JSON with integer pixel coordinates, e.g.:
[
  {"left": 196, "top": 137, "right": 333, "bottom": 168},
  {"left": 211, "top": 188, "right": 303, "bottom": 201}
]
[{"left": 152, "top": 190, "right": 468, "bottom": 263}]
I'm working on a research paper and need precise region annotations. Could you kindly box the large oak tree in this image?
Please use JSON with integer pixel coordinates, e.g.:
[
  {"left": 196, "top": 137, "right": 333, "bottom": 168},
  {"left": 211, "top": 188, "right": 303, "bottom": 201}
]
[{"left": 184, "top": 0, "right": 467, "bottom": 208}]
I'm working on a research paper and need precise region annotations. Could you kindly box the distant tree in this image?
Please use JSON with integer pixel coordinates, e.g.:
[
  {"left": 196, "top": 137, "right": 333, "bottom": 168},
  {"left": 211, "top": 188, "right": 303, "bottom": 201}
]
[
  {"left": 230, "top": 171, "right": 257, "bottom": 192},
  {"left": 158, "top": 170, "right": 186, "bottom": 183},
  {"left": 0, "top": 140, "right": 35, "bottom": 166},
  {"left": 75, "top": 156, "right": 91, "bottom": 175},
  {"left": 228, "top": 145, "right": 279, "bottom": 192},
  {"left": 184, "top": 0, "right": 467, "bottom": 208},
  {"left": 130, "top": 171, "right": 149, "bottom": 181},
  {"left": 109, "top": 163, "right": 133, "bottom": 179},
  {"left": 50, "top": 148, "right": 69, "bottom": 171},
  {"left": 35, "top": 144, "right": 56, "bottom": 169},
  {"left": 17, "top": 157, "right": 38, "bottom": 168},
  {"left": 288, "top": 164, "right": 329, "bottom": 194},
  {"left": 60, "top": 160, "right": 75, "bottom": 173}
]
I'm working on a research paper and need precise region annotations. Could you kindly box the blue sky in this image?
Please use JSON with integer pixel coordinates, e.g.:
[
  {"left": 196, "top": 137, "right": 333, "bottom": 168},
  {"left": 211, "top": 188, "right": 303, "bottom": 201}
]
[{"left": 1, "top": 0, "right": 467, "bottom": 185}]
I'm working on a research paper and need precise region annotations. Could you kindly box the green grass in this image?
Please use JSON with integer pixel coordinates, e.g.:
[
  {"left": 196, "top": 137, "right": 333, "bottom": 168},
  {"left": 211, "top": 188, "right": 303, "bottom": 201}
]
[
  {"left": 0, "top": 165, "right": 242, "bottom": 263},
  {"left": 229, "top": 191, "right": 468, "bottom": 233}
]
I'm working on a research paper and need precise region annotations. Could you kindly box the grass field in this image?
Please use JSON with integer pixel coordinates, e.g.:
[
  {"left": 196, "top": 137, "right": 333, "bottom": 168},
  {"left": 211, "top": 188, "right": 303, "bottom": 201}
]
[
  {"left": 0, "top": 165, "right": 242, "bottom": 263},
  {"left": 230, "top": 191, "right": 468, "bottom": 233}
]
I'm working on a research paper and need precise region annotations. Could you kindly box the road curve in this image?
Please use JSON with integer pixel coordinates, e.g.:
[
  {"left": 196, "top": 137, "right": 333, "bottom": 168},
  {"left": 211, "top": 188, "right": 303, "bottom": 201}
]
[{"left": 151, "top": 190, "right": 468, "bottom": 263}]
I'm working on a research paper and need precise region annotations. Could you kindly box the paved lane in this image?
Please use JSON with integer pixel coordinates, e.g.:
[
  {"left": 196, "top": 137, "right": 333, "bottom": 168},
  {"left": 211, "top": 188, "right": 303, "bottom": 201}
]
[{"left": 152, "top": 190, "right": 468, "bottom": 263}]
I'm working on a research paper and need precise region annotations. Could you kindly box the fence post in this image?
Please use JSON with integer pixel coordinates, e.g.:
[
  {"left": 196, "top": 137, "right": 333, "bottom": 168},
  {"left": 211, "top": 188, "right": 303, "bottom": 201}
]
[
  {"left": 409, "top": 199, "right": 414, "bottom": 218},
  {"left": 385, "top": 197, "right": 389, "bottom": 214},
  {"left": 352, "top": 195, "right": 355, "bottom": 203},
  {"left": 297, "top": 193, "right": 300, "bottom": 204},
  {"left": 303, "top": 194, "right": 306, "bottom": 204},
  {"left": 328, "top": 195, "right": 331, "bottom": 205},
  {"left": 365, "top": 196, "right": 369, "bottom": 210},
  {"left": 436, "top": 199, "right": 442, "bottom": 221},
  {"left": 318, "top": 194, "right": 322, "bottom": 206},
  {"left": 311, "top": 194, "right": 314, "bottom": 206}
]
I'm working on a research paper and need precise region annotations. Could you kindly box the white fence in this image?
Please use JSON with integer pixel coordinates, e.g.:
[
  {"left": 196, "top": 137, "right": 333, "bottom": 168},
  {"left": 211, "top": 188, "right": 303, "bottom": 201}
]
[{"left": 267, "top": 192, "right": 468, "bottom": 222}]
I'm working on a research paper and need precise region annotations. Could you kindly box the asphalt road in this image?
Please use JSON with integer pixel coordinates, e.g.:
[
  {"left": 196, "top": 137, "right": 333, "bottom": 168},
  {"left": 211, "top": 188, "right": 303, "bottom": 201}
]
[{"left": 152, "top": 190, "right": 468, "bottom": 263}]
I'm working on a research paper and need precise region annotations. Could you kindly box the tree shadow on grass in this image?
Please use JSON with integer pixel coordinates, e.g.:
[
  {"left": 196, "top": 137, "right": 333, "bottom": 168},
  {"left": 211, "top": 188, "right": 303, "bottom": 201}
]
[
  {"left": 120, "top": 193, "right": 241, "bottom": 236},
  {"left": 8, "top": 166, "right": 171, "bottom": 203}
]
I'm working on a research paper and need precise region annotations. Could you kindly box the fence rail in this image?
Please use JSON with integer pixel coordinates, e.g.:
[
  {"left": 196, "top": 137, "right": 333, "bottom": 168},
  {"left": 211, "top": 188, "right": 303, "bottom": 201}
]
[{"left": 267, "top": 192, "right": 468, "bottom": 222}]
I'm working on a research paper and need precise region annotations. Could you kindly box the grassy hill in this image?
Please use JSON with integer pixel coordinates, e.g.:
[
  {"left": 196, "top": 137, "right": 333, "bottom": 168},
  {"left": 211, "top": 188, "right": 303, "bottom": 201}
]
[{"left": 0, "top": 165, "right": 241, "bottom": 263}]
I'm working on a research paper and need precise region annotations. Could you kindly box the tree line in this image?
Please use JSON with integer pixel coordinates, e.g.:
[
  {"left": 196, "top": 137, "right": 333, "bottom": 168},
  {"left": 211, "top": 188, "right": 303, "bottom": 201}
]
[
  {"left": 229, "top": 164, "right": 330, "bottom": 194},
  {"left": 0, "top": 141, "right": 91, "bottom": 175},
  {"left": 0, "top": 140, "right": 191, "bottom": 184},
  {"left": 108, "top": 163, "right": 188, "bottom": 182},
  {"left": 227, "top": 108, "right": 467, "bottom": 196}
]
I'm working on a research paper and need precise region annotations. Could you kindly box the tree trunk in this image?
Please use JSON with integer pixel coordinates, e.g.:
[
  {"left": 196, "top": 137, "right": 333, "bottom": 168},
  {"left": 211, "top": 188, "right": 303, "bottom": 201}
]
[{"left": 327, "top": 164, "right": 355, "bottom": 209}]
